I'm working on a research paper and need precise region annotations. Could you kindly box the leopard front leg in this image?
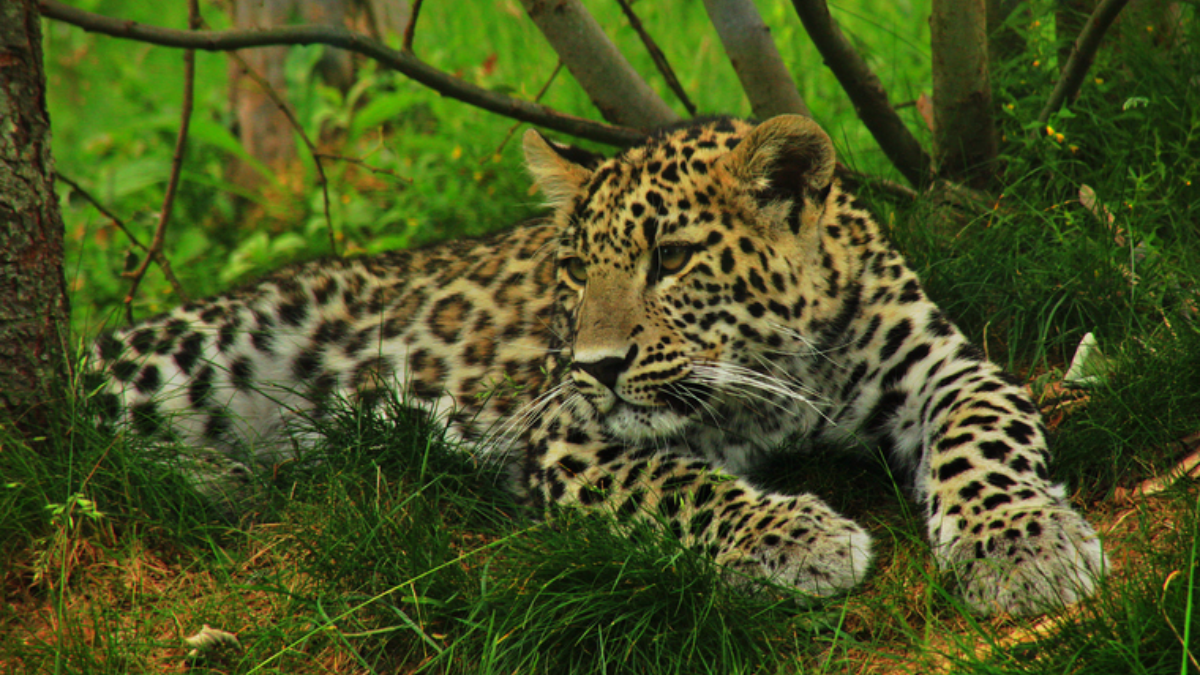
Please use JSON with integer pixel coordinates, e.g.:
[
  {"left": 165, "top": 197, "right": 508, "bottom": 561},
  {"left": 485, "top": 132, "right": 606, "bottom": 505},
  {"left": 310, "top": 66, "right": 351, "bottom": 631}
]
[
  {"left": 877, "top": 347, "right": 1106, "bottom": 615},
  {"left": 525, "top": 421, "right": 873, "bottom": 597}
]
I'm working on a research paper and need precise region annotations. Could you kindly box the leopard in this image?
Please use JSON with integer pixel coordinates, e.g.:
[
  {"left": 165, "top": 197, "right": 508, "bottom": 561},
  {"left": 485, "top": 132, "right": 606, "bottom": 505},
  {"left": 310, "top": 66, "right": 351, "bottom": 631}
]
[{"left": 90, "top": 114, "right": 1105, "bottom": 615}]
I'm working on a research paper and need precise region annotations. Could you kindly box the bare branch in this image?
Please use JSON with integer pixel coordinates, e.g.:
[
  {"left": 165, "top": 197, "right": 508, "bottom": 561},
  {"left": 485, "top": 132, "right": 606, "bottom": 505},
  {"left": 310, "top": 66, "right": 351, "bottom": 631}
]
[
  {"left": 402, "top": 0, "right": 422, "bottom": 52},
  {"left": 315, "top": 152, "right": 413, "bottom": 182},
  {"left": 790, "top": 0, "right": 932, "bottom": 187},
  {"left": 55, "top": 173, "right": 190, "bottom": 302},
  {"left": 490, "top": 61, "right": 566, "bottom": 160},
  {"left": 932, "top": 0, "right": 996, "bottom": 187},
  {"left": 55, "top": 173, "right": 146, "bottom": 251},
  {"left": 703, "top": 0, "right": 811, "bottom": 119},
  {"left": 518, "top": 0, "right": 677, "bottom": 129},
  {"left": 1038, "top": 0, "right": 1131, "bottom": 126},
  {"left": 123, "top": 0, "right": 200, "bottom": 320},
  {"left": 37, "top": 0, "right": 644, "bottom": 147},
  {"left": 614, "top": 0, "right": 696, "bottom": 117}
]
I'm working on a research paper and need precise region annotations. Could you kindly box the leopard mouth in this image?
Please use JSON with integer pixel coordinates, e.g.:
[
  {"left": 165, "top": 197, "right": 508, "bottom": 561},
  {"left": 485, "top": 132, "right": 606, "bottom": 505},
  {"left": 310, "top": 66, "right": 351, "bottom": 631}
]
[
  {"left": 577, "top": 377, "right": 714, "bottom": 442},
  {"left": 657, "top": 381, "right": 714, "bottom": 416}
]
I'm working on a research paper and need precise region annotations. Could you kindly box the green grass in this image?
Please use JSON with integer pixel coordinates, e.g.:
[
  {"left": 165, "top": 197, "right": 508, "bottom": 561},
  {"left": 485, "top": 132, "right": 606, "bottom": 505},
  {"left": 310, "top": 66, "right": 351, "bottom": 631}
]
[{"left": 4, "top": 0, "right": 1199, "bottom": 672}]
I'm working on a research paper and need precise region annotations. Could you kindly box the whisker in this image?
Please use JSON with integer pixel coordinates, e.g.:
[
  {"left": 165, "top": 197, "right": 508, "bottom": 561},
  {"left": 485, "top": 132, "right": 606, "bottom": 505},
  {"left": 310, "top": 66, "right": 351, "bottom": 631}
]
[
  {"left": 481, "top": 381, "right": 569, "bottom": 450},
  {"left": 689, "top": 360, "right": 843, "bottom": 431},
  {"left": 764, "top": 322, "right": 858, "bottom": 365}
]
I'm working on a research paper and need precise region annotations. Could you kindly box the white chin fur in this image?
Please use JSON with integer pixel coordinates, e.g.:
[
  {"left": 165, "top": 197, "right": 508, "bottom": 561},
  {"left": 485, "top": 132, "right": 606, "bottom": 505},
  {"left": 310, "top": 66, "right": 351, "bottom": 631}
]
[{"left": 603, "top": 403, "right": 691, "bottom": 442}]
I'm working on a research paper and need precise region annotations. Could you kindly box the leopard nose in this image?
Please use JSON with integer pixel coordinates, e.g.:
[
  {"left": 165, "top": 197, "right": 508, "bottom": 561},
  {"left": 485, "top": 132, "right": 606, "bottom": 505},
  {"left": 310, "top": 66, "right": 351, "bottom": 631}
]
[{"left": 575, "top": 344, "right": 638, "bottom": 391}]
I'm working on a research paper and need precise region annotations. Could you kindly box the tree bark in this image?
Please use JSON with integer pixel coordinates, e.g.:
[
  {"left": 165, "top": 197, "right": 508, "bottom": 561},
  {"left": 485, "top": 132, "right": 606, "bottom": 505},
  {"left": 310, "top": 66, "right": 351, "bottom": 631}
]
[
  {"left": 703, "top": 0, "right": 811, "bottom": 119},
  {"left": 0, "top": 0, "right": 70, "bottom": 433},
  {"left": 228, "top": 0, "right": 299, "bottom": 187},
  {"left": 361, "top": 0, "right": 412, "bottom": 41},
  {"left": 931, "top": 0, "right": 996, "bottom": 187},
  {"left": 520, "top": 0, "right": 678, "bottom": 129}
]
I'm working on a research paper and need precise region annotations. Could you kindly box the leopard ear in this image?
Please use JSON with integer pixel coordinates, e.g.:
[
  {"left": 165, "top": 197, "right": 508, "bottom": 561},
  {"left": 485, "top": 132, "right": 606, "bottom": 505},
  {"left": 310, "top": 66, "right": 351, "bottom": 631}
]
[
  {"left": 716, "top": 115, "right": 835, "bottom": 201},
  {"left": 523, "top": 128, "right": 594, "bottom": 211}
]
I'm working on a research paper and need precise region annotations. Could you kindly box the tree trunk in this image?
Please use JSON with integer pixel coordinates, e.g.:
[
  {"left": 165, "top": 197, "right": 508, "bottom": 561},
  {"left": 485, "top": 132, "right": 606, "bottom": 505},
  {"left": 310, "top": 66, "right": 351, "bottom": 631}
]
[
  {"left": 359, "top": 0, "right": 413, "bottom": 43},
  {"left": 0, "top": 0, "right": 71, "bottom": 433},
  {"left": 703, "top": 0, "right": 811, "bottom": 119},
  {"left": 520, "top": 0, "right": 677, "bottom": 129},
  {"left": 228, "top": 0, "right": 298, "bottom": 188},
  {"left": 931, "top": 0, "right": 997, "bottom": 187},
  {"left": 227, "top": 0, "right": 355, "bottom": 190},
  {"left": 987, "top": 0, "right": 1026, "bottom": 67},
  {"left": 1057, "top": 0, "right": 1096, "bottom": 71}
]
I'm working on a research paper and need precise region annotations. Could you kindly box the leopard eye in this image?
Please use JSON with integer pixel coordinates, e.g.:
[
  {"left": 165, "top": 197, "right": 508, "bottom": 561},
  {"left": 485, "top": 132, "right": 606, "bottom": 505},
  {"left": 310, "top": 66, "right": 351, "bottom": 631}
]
[
  {"left": 653, "top": 245, "right": 693, "bottom": 278},
  {"left": 562, "top": 257, "right": 588, "bottom": 285}
]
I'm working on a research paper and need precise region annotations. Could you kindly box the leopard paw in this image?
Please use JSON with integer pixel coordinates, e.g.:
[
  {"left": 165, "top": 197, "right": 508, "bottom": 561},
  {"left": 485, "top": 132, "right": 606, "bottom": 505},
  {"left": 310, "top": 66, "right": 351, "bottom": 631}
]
[
  {"left": 158, "top": 446, "right": 263, "bottom": 519},
  {"left": 939, "top": 503, "right": 1106, "bottom": 615},
  {"left": 718, "top": 494, "right": 873, "bottom": 597}
]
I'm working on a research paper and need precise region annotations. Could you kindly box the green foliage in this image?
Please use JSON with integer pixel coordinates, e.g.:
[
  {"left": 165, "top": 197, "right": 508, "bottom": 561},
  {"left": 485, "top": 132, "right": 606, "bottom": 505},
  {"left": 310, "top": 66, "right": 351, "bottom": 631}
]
[{"left": 891, "top": 1, "right": 1200, "bottom": 373}]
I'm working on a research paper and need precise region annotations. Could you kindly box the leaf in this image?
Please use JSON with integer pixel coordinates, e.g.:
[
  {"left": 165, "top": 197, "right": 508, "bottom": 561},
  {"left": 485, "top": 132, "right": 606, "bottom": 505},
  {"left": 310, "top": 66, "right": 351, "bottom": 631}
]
[
  {"left": 188, "top": 118, "right": 273, "bottom": 179},
  {"left": 916, "top": 92, "right": 935, "bottom": 133},
  {"left": 351, "top": 92, "right": 413, "bottom": 138},
  {"left": 1062, "top": 332, "right": 1111, "bottom": 389},
  {"left": 1079, "top": 184, "right": 1115, "bottom": 226},
  {"left": 183, "top": 624, "right": 242, "bottom": 651}
]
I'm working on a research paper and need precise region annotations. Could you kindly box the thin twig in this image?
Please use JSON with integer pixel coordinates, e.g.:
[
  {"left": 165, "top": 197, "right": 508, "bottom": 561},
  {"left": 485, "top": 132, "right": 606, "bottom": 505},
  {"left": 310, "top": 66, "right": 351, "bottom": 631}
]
[
  {"left": 402, "top": 0, "right": 423, "bottom": 52},
  {"left": 1037, "top": 0, "right": 1131, "bottom": 126},
  {"left": 314, "top": 152, "right": 413, "bottom": 182},
  {"left": 123, "top": 0, "right": 200, "bottom": 321},
  {"left": 518, "top": 0, "right": 677, "bottom": 128},
  {"left": 221, "top": 40, "right": 337, "bottom": 254},
  {"left": 790, "top": 0, "right": 931, "bottom": 187},
  {"left": 38, "top": 0, "right": 643, "bottom": 147},
  {"left": 614, "top": 0, "right": 696, "bottom": 116},
  {"left": 54, "top": 173, "right": 146, "bottom": 250},
  {"left": 55, "top": 172, "right": 190, "bottom": 302},
  {"left": 488, "top": 61, "right": 565, "bottom": 161}
]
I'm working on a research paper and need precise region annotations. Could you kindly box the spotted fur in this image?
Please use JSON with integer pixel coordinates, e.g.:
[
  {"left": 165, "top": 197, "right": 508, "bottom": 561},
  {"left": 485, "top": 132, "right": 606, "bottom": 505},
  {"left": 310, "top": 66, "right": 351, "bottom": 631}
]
[{"left": 92, "top": 115, "right": 1104, "bottom": 615}]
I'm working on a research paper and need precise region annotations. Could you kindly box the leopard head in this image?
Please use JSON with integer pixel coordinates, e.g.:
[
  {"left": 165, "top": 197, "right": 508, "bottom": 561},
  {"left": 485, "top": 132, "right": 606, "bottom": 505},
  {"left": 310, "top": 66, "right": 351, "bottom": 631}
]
[{"left": 524, "top": 115, "right": 837, "bottom": 442}]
